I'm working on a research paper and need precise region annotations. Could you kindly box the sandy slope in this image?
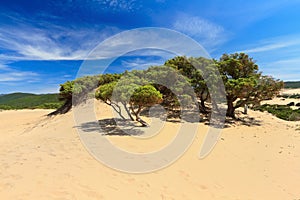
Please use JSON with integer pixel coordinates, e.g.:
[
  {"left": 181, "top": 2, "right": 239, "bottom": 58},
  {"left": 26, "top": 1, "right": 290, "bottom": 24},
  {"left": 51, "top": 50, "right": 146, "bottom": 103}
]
[
  {"left": 1, "top": 103, "right": 300, "bottom": 200},
  {"left": 281, "top": 88, "right": 300, "bottom": 95}
]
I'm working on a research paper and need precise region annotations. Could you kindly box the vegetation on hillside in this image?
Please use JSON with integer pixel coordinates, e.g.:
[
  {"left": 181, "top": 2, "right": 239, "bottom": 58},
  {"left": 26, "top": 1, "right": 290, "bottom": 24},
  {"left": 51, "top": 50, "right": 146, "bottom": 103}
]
[
  {"left": 0, "top": 93, "right": 63, "bottom": 110},
  {"left": 284, "top": 81, "right": 300, "bottom": 89}
]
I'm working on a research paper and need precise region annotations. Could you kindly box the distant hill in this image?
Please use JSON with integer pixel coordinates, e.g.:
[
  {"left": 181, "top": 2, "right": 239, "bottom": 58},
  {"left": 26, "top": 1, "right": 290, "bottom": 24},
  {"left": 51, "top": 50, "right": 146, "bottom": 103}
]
[
  {"left": 284, "top": 81, "right": 300, "bottom": 89},
  {"left": 0, "top": 93, "right": 63, "bottom": 110}
]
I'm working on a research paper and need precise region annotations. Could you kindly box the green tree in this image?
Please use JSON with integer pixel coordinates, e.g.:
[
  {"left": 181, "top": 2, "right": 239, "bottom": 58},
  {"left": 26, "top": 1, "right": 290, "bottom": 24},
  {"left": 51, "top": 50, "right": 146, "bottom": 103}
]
[
  {"left": 95, "top": 72, "right": 163, "bottom": 126},
  {"left": 144, "top": 65, "right": 196, "bottom": 114},
  {"left": 165, "top": 56, "right": 216, "bottom": 113},
  {"left": 217, "top": 53, "right": 283, "bottom": 118},
  {"left": 130, "top": 85, "right": 163, "bottom": 126},
  {"left": 50, "top": 74, "right": 120, "bottom": 115}
]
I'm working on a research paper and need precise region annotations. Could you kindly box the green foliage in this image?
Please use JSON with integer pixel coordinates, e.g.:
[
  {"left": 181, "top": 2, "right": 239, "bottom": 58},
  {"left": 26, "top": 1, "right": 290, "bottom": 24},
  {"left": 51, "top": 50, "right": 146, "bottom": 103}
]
[
  {"left": 96, "top": 71, "right": 163, "bottom": 107},
  {"left": 216, "top": 53, "right": 284, "bottom": 117},
  {"left": 98, "top": 73, "right": 122, "bottom": 85},
  {"left": 0, "top": 93, "right": 63, "bottom": 110},
  {"left": 130, "top": 85, "right": 163, "bottom": 107},
  {"left": 95, "top": 70, "right": 164, "bottom": 125},
  {"left": 59, "top": 81, "right": 74, "bottom": 101},
  {"left": 144, "top": 65, "right": 196, "bottom": 110},
  {"left": 55, "top": 53, "right": 286, "bottom": 123},
  {"left": 165, "top": 57, "right": 208, "bottom": 96},
  {"left": 0, "top": 105, "right": 12, "bottom": 110},
  {"left": 59, "top": 74, "right": 120, "bottom": 105},
  {"left": 254, "top": 104, "right": 300, "bottom": 121},
  {"left": 95, "top": 81, "right": 117, "bottom": 103}
]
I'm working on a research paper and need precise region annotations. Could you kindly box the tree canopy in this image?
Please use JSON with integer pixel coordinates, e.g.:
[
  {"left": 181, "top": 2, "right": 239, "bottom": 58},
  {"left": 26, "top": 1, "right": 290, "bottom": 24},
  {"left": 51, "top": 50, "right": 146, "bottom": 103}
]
[
  {"left": 54, "top": 52, "right": 284, "bottom": 121},
  {"left": 216, "top": 53, "right": 283, "bottom": 118}
]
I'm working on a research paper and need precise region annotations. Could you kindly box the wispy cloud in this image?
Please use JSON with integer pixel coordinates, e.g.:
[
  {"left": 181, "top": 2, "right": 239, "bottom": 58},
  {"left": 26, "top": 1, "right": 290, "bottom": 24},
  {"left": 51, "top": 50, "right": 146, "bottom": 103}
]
[
  {"left": 76, "top": 28, "right": 211, "bottom": 77},
  {"left": 172, "top": 14, "right": 230, "bottom": 50},
  {"left": 121, "top": 57, "right": 166, "bottom": 70},
  {"left": 0, "top": 63, "right": 11, "bottom": 71},
  {"left": 0, "top": 71, "right": 38, "bottom": 82},
  {"left": 267, "top": 58, "right": 300, "bottom": 67},
  {"left": 85, "top": 28, "right": 210, "bottom": 62},
  {"left": 0, "top": 23, "right": 120, "bottom": 61},
  {"left": 240, "top": 35, "right": 300, "bottom": 53},
  {"left": 234, "top": 35, "right": 300, "bottom": 81},
  {"left": 262, "top": 58, "right": 300, "bottom": 74},
  {"left": 0, "top": 62, "right": 39, "bottom": 82},
  {"left": 95, "top": 0, "right": 139, "bottom": 12}
]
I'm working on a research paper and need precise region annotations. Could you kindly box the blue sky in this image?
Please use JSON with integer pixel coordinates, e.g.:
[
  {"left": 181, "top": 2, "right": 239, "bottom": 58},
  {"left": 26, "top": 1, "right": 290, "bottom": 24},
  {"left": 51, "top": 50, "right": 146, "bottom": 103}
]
[{"left": 0, "top": 0, "right": 300, "bottom": 93}]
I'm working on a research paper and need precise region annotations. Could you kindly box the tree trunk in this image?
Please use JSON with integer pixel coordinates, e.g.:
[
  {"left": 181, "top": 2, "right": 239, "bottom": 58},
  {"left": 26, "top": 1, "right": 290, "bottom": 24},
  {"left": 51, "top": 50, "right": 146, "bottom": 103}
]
[
  {"left": 198, "top": 91, "right": 208, "bottom": 113},
  {"left": 48, "top": 99, "right": 72, "bottom": 116},
  {"left": 122, "top": 102, "right": 134, "bottom": 121},
  {"left": 111, "top": 102, "right": 126, "bottom": 120},
  {"left": 130, "top": 105, "right": 149, "bottom": 127},
  {"left": 199, "top": 99, "right": 208, "bottom": 113},
  {"left": 226, "top": 99, "right": 235, "bottom": 118}
]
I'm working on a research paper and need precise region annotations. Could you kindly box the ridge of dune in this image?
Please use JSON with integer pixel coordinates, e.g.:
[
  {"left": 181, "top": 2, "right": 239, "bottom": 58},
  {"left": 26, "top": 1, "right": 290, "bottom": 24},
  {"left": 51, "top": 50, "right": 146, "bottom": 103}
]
[{"left": 1, "top": 102, "right": 300, "bottom": 199}]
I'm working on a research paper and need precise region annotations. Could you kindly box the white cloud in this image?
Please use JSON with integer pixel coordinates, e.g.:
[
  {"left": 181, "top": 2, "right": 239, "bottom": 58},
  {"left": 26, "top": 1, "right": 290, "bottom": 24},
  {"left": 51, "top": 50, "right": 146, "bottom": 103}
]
[
  {"left": 76, "top": 28, "right": 211, "bottom": 77},
  {"left": 240, "top": 36, "right": 300, "bottom": 53},
  {"left": 267, "top": 58, "right": 300, "bottom": 67},
  {"left": 121, "top": 57, "right": 166, "bottom": 70},
  {"left": 261, "top": 58, "right": 300, "bottom": 73},
  {"left": 94, "top": 0, "right": 139, "bottom": 12},
  {"left": 235, "top": 35, "right": 300, "bottom": 81},
  {"left": 0, "top": 63, "right": 10, "bottom": 70},
  {"left": 0, "top": 24, "right": 120, "bottom": 61},
  {"left": 0, "top": 71, "right": 39, "bottom": 82},
  {"left": 172, "top": 14, "right": 229, "bottom": 50},
  {"left": 0, "top": 61, "right": 39, "bottom": 82},
  {"left": 256, "top": 55, "right": 300, "bottom": 81},
  {"left": 89, "top": 28, "right": 210, "bottom": 59}
]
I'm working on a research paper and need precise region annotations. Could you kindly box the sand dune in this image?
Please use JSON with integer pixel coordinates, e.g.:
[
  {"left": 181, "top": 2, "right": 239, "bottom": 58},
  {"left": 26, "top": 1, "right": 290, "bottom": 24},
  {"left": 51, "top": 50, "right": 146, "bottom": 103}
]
[
  {"left": 281, "top": 88, "right": 300, "bottom": 95},
  {"left": 1, "top": 102, "right": 300, "bottom": 199}
]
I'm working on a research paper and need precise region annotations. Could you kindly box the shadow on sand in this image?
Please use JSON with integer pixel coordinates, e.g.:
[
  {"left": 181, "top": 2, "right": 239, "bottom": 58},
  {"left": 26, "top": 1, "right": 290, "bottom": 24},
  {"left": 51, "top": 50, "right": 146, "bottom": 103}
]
[
  {"left": 76, "top": 118, "right": 144, "bottom": 136},
  {"left": 76, "top": 110, "right": 262, "bottom": 136}
]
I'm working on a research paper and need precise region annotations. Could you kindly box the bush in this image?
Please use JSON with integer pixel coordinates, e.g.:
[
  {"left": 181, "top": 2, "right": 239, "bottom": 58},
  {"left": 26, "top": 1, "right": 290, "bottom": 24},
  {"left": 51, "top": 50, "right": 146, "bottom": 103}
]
[
  {"left": 254, "top": 104, "right": 300, "bottom": 121},
  {"left": 36, "top": 103, "right": 63, "bottom": 109}
]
